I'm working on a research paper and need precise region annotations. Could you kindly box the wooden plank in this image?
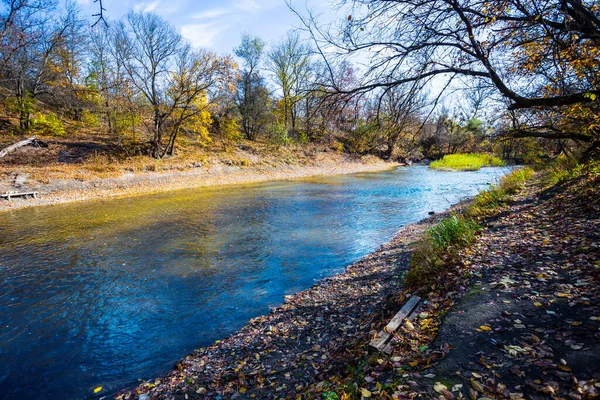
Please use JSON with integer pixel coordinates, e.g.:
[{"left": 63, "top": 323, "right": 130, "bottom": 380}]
[
  {"left": 384, "top": 296, "right": 421, "bottom": 333},
  {"left": 407, "top": 304, "right": 421, "bottom": 323},
  {"left": 369, "top": 296, "right": 421, "bottom": 352},
  {"left": 369, "top": 331, "right": 391, "bottom": 351},
  {"left": 0, "top": 191, "right": 38, "bottom": 199},
  {"left": 382, "top": 341, "right": 393, "bottom": 355}
]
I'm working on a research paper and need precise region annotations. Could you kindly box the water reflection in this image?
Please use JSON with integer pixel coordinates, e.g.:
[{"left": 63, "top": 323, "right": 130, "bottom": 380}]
[{"left": 0, "top": 165, "right": 512, "bottom": 399}]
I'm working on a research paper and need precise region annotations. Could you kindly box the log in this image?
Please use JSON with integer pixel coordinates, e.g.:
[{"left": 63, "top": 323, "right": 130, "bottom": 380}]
[{"left": 0, "top": 136, "right": 37, "bottom": 159}]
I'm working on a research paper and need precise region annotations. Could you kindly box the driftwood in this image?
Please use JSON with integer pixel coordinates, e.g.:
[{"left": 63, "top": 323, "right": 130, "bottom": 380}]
[{"left": 0, "top": 136, "right": 47, "bottom": 159}]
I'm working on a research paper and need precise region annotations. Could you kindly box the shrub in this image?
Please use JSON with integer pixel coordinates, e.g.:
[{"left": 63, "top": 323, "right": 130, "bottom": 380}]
[
  {"left": 81, "top": 110, "right": 101, "bottom": 128},
  {"left": 31, "top": 112, "right": 66, "bottom": 136},
  {"left": 467, "top": 167, "right": 534, "bottom": 219},
  {"left": 265, "top": 123, "right": 290, "bottom": 146}
]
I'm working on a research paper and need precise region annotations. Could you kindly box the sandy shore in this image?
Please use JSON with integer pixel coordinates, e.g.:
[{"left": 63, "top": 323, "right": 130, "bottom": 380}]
[{"left": 0, "top": 153, "right": 397, "bottom": 213}]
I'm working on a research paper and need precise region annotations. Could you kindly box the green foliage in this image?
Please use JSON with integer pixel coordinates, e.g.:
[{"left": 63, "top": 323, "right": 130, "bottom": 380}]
[
  {"left": 428, "top": 215, "right": 480, "bottom": 252},
  {"left": 112, "top": 112, "right": 141, "bottom": 137},
  {"left": 500, "top": 167, "right": 535, "bottom": 194},
  {"left": 4, "top": 94, "right": 35, "bottom": 116},
  {"left": 81, "top": 110, "right": 101, "bottom": 128},
  {"left": 406, "top": 215, "right": 479, "bottom": 289},
  {"left": 430, "top": 153, "right": 505, "bottom": 171},
  {"left": 468, "top": 167, "right": 533, "bottom": 219},
  {"left": 265, "top": 123, "right": 290, "bottom": 146},
  {"left": 344, "top": 120, "right": 378, "bottom": 154},
  {"left": 31, "top": 112, "right": 66, "bottom": 136},
  {"left": 220, "top": 116, "right": 242, "bottom": 142}
]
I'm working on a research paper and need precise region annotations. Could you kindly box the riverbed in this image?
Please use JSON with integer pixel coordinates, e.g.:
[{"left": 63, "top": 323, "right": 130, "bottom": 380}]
[{"left": 0, "top": 165, "right": 511, "bottom": 399}]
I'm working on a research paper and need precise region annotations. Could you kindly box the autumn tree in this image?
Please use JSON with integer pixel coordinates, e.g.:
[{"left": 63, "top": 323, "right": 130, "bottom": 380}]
[
  {"left": 0, "top": 0, "right": 82, "bottom": 130},
  {"left": 266, "top": 31, "right": 312, "bottom": 135},
  {"left": 234, "top": 34, "right": 271, "bottom": 141},
  {"left": 115, "top": 12, "right": 229, "bottom": 158},
  {"left": 292, "top": 0, "right": 600, "bottom": 155}
]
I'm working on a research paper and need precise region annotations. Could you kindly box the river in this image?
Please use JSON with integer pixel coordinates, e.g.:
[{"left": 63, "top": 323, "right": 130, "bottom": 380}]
[{"left": 0, "top": 165, "right": 512, "bottom": 399}]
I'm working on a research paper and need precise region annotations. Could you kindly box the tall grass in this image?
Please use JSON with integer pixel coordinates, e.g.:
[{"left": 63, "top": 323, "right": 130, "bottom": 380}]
[
  {"left": 430, "top": 153, "right": 505, "bottom": 171},
  {"left": 405, "top": 167, "right": 534, "bottom": 290}
]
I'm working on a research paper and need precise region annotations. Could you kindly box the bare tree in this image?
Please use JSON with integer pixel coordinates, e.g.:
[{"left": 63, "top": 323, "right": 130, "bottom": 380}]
[
  {"left": 266, "top": 31, "right": 312, "bottom": 134},
  {"left": 289, "top": 0, "right": 600, "bottom": 149},
  {"left": 118, "top": 11, "right": 182, "bottom": 157}
]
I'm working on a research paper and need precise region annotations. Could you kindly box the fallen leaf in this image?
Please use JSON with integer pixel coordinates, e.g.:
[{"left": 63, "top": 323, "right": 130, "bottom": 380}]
[
  {"left": 471, "top": 379, "right": 484, "bottom": 393},
  {"left": 479, "top": 325, "right": 492, "bottom": 332},
  {"left": 94, "top": 387, "right": 102, "bottom": 394},
  {"left": 361, "top": 387, "right": 372, "bottom": 398},
  {"left": 434, "top": 382, "right": 448, "bottom": 393},
  {"left": 452, "top": 384, "right": 463, "bottom": 392}
]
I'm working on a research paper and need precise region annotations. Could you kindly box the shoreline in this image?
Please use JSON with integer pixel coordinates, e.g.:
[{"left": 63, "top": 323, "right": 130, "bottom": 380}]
[
  {"left": 0, "top": 155, "right": 398, "bottom": 213},
  {"left": 114, "top": 201, "right": 465, "bottom": 400}
]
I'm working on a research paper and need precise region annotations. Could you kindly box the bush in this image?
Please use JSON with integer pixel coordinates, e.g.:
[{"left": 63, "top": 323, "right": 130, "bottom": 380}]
[
  {"left": 430, "top": 153, "right": 505, "bottom": 171},
  {"left": 81, "top": 110, "right": 101, "bottom": 128},
  {"left": 265, "top": 123, "right": 290, "bottom": 146},
  {"left": 219, "top": 116, "right": 242, "bottom": 142},
  {"left": 31, "top": 112, "right": 66, "bottom": 136},
  {"left": 467, "top": 167, "right": 534, "bottom": 219}
]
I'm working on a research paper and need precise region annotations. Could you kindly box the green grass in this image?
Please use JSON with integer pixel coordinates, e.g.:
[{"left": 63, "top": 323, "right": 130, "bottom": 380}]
[
  {"left": 467, "top": 167, "right": 534, "bottom": 219},
  {"left": 406, "top": 167, "right": 534, "bottom": 291},
  {"left": 405, "top": 215, "right": 480, "bottom": 289},
  {"left": 430, "top": 153, "right": 505, "bottom": 171}
]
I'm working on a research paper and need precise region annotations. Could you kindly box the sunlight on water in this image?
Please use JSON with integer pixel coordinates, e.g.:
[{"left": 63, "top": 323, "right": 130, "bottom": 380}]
[{"left": 0, "top": 165, "right": 512, "bottom": 399}]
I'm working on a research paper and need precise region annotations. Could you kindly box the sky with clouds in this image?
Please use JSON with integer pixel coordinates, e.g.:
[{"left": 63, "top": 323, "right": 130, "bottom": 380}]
[{"left": 75, "top": 0, "right": 334, "bottom": 55}]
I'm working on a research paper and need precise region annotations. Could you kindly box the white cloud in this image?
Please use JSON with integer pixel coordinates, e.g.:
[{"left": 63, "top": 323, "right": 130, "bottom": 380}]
[
  {"left": 181, "top": 22, "right": 229, "bottom": 49},
  {"left": 192, "top": 8, "right": 230, "bottom": 20},
  {"left": 234, "top": 0, "right": 261, "bottom": 11},
  {"left": 133, "top": 1, "right": 160, "bottom": 13}
]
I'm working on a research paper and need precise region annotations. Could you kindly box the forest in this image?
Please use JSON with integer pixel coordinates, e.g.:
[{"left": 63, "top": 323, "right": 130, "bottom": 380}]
[{"left": 0, "top": 0, "right": 597, "bottom": 168}]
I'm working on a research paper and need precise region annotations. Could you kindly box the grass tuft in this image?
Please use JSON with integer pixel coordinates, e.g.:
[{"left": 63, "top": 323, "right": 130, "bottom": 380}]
[{"left": 430, "top": 153, "right": 505, "bottom": 171}]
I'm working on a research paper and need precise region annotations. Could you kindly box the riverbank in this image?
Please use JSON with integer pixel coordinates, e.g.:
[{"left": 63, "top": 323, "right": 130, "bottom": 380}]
[
  {"left": 0, "top": 143, "right": 396, "bottom": 212},
  {"left": 115, "top": 167, "right": 599, "bottom": 400},
  {"left": 114, "top": 201, "right": 467, "bottom": 400}
]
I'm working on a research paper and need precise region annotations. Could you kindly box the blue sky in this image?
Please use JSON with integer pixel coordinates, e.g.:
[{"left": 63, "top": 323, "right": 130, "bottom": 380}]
[{"left": 75, "top": 0, "right": 331, "bottom": 55}]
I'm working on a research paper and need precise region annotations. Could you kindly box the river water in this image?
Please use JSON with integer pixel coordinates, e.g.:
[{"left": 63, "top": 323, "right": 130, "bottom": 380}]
[{"left": 0, "top": 165, "right": 512, "bottom": 399}]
